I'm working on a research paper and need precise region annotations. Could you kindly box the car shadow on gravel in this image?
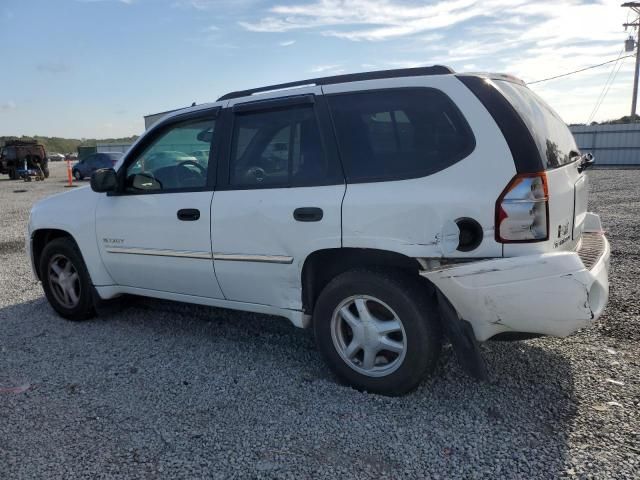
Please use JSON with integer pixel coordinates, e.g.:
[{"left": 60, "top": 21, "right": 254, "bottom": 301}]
[{"left": 0, "top": 296, "right": 578, "bottom": 478}]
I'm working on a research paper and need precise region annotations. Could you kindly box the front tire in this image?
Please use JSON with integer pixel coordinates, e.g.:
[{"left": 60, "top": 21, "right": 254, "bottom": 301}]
[
  {"left": 313, "top": 269, "right": 442, "bottom": 396},
  {"left": 73, "top": 170, "right": 82, "bottom": 181},
  {"left": 40, "top": 238, "right": 95, "bottom": 321}
]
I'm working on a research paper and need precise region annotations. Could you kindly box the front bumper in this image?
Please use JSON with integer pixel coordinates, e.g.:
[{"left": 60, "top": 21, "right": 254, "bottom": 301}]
[{"left": 421, "top": 213, "right": 610, "bottom": 342}]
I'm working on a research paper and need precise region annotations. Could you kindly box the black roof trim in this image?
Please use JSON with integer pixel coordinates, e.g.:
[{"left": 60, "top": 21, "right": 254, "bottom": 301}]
[{"left": 217, "top": 66, "right": 454, "bottom": 101}]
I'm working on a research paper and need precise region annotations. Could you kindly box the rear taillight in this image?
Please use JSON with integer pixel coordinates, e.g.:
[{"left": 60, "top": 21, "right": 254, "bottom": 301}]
[{"left": 495, "top": 172, "right": 549, "bottom": 243}]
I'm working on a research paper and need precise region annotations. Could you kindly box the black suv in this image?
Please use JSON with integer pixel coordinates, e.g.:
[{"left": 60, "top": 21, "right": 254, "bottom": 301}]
[{"left": 0, "top": 140, "right": 50, "bottom": 180}]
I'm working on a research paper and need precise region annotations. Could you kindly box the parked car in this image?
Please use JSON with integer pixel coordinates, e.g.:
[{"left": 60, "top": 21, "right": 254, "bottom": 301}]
[
  {"left": 48, "top": 152, "right": 65, "bottom": 162},
  {"left": 27, "top": 66, "right": 609, "bottom": 395},
  {"left": 0, "top": 140, "right": 49, "bottom": 179},
  {"left": 72, "top": 152, "right": 122, "bottom": 180}
]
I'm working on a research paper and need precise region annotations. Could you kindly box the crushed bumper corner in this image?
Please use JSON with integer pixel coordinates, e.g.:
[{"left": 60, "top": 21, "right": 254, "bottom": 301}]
[{"left": 421, "top": 232, "right": 610, "bottom": 342}]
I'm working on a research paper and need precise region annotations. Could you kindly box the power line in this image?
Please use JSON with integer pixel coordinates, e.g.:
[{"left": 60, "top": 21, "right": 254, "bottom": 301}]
[
  {"left": 588, "top": 55, "right": 627, "bottom": 123},
  {"left": 528, "top": 54, "right": 635, "bottom": 84},
  {"left": 587, "top": 49, "right": 625, "bottom": 123}
]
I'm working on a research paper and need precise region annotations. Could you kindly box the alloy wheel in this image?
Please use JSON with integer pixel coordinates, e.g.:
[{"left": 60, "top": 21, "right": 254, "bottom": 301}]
[
  {"left": 330, "top": 295, "right": 407, "bottom": 378},
  {"left": 48, "top": 254, "right": 81, "bottom": 309}
]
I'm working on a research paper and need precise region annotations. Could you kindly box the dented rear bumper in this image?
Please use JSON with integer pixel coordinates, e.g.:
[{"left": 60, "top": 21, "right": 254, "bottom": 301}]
[{"left": 421, "top": 214, "right": 610, "bottom": 342}]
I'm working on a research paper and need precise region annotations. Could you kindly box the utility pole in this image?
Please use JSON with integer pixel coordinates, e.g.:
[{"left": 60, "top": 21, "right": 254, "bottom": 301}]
[{"left": 623, "top": 2, "right": 640, "bottom": 118}]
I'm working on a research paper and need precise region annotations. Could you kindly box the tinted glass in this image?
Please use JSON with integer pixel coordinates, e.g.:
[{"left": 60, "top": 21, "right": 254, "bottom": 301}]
[
  {"left": 229, "top": 104, "right": 327, "bottom": 187},
  {"left": 125, "top": 118, "right": 214, "bottom": 192},
  {"left": 494, "top": 80, "right": 579, "bottom": 169},
  {"left": 328, "top": 88, "right": 474, "bottom": 182}
]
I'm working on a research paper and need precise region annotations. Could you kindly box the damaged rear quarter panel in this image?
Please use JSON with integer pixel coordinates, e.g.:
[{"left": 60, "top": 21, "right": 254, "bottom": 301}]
[{"left": 423, "top": 252, "right": 595, "bottom": 341}]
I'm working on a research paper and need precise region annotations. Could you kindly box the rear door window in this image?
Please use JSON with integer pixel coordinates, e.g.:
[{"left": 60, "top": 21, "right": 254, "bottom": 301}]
[
  {"left": 493, "top": 80, "right": 579, "bottom": 169},
  {"left": 327, "top": 88, "right": 475, "bottom": 182},
  {"left": 229, "top": 103, "right": 333, "bottom": 188}
]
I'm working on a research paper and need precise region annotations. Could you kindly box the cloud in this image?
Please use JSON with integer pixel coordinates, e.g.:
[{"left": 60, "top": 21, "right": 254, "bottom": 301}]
[
  {"left": 239, "top": 0, "right": 624, "bottom": 52},
  {"left": 310, "top": 64, "right": 344, "bottom": 73},
  {"left": 279, "top": 40, "right": 296, "bottom": 46},
  {"left": 36, "top": 62, "right": 71, "bottom": 74},
  {"left": 235, "top": 0, "right": 627, "bottom": 123},
  {"left": 1, "top": 101, "right": 16, "bottom": 111},
  {"left": 240, "top": 0, "right": 495, "bottom": 39}
]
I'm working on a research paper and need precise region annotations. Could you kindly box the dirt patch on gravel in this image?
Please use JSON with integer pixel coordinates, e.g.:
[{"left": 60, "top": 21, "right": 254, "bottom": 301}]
[{"left": 0, "top": 240, "right": 24, "bottom": 255}]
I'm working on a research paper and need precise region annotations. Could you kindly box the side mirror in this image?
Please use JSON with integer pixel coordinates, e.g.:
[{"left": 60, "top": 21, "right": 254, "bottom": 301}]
[{"left": 91, "top": 168, "right": 118, "bottom": 193}]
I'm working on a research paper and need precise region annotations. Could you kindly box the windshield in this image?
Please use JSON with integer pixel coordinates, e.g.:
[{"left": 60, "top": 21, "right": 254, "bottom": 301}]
[{"left": 494, "top": 80, "right": 579, "bottom": 169}]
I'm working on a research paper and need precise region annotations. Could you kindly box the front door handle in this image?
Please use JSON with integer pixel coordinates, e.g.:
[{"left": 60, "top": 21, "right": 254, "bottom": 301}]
[
  {"left": 293, "top": 207, "right": 323, "bottom": 222},
  {"left": 177, "top": 208, "right": 200, "bottom": 221}
]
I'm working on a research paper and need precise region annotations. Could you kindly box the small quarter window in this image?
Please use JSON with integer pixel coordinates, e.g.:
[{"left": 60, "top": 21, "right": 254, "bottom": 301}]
[
  {"left": 125, "top": 118, "right": 215, "bottom": 192},
  {"left": 328, "top": 88, "right": 475, "bottom": 182},
  {"left": 229, "top": 104, "right": 328, "bottom": 187}
]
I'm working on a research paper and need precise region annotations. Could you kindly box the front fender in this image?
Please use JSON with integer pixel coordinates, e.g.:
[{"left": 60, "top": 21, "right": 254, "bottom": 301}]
[{"left": 29, "top": 186, "right": 115, "bottom": 286}]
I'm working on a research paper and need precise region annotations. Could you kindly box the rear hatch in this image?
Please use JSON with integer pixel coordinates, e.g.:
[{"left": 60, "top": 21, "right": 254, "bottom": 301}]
[{"left": 492, "top": 79, "right": 587, "bottom": 254}]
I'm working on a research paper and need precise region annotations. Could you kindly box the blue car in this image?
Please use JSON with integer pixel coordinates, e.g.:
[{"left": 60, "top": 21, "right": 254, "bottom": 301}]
[{"left": 72, "top": 153, "right": 122, "bottom": 180}]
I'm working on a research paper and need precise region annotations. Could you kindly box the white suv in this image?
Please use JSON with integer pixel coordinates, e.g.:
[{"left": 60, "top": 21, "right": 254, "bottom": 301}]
[{"left": 27, "top": 67, "right": 609, "bottom": 395}]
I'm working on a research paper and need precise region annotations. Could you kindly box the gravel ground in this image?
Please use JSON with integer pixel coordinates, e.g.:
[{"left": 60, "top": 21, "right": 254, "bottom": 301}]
[{"left": 0, "top": 163, "right": 638, "bottom": 479}]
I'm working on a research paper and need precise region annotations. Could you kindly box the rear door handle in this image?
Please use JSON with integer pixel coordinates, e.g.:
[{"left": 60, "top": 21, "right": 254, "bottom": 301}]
[
  {"left": 293, "top": 207, "right": 323, "bottom": 222},
  {"left": 177, "top": 208, "right": 200, "bottom": 221}
]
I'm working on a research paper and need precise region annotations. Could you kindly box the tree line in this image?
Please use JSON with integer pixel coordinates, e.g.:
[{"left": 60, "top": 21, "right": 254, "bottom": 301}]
[{"left": 0, "top": 135, "right": 139, "bottom": 154}]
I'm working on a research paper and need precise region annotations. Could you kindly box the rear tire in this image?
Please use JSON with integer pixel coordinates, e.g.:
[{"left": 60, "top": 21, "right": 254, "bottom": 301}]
[
  {"left": 39, "top": 237, "right": 95, "bottom": 321},
  {"left": 43, "top": 167, "right": 50, "bottom": 179},
  {"left": 313, "top": 269, "right": 442, "bottom": 396}
]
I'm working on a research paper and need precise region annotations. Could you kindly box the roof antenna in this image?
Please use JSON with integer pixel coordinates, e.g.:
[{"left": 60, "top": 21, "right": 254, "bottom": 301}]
[{"left": 191, "top": 102, "right": 196, "bottom": 107}]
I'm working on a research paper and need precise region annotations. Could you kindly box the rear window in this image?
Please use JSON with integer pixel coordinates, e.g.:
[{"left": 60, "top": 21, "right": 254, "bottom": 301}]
[
  {"left": 494, "top": 80, "right": 579, "bottom": 169},
  {"left": 327, "top": 88, "right": 475, "bottom": 182}
]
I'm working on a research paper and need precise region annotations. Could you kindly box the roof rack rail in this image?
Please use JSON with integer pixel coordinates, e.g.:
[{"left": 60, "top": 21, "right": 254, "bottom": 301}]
[{"left": 217, "top": 65, "right": 454, "bottom": 101}]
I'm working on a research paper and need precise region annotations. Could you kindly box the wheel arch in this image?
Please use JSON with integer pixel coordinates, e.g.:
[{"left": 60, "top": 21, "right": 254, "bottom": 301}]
[
  {"left": 31, "top": 229, "right": 79, "bottom": 280},
  {"left": 301, "top": 247, "right": 431, "bottom": 314}
]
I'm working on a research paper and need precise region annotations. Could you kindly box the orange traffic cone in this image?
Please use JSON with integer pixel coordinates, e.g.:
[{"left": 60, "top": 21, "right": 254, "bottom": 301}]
[{"left": 64, "top": 158, "right": 76, "bottom": 188}]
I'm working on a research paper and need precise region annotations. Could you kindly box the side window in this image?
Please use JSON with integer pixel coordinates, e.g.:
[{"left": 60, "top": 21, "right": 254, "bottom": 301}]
[
  {"left": 229, "top": 104, "right": 327, "bottom": 187},
  {"left": 125, "top": 118, "right": 214, "bottom": 192},
  {"left": 328, "top": 88, "right": 475, "bottom": 182}
]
